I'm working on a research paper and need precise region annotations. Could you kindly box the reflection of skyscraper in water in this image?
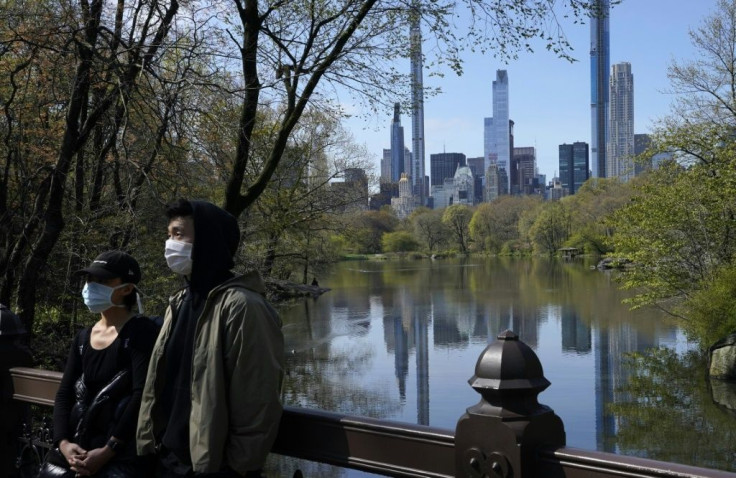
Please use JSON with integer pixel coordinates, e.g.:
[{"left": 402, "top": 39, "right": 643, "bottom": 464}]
[
  {"left": 392, "top": 315, "right": 409, "bottom": 402},
  {"left": 383, "top": 287, "right": 430, "bottom": 425},
  {"left": 333, "top": 286, "right": 371, "bottom": 335},
  {"left": 594, "top": 323, "right": 656, "bottom": 451},
  {"left": 432, "top": 291, "right": 466, "bottom": 346},
  {"left": 414, "top": 311, "right": 429, "bottom": 426},
  {"left": 510, "top": 304, "right": 539, "bottom": 349},
  {"left": 474, "top": 302, "right": 505, "bottom": 344},
  {"left": 561, "top": 306, "right": 592, "bottom": 353}
]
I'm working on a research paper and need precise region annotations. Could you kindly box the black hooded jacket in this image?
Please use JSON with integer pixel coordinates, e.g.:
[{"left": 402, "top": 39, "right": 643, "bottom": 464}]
[{"left": 160, "top": 201, "right": 240, "bottom": 466}]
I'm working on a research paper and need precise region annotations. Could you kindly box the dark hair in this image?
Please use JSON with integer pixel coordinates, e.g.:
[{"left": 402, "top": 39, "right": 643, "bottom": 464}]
[
  {"left": 122, "top": 287, "right": 137, "bottom": 311},
  {"left": 166, "top": 198, "right": 194, "bottom": 220}
]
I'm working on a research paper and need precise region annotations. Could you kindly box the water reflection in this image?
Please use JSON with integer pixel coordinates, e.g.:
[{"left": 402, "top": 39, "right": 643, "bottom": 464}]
[
  {"left": 277, "top": 257, "right": 733, "bottom": 473},
  {"left": 609, "top": 349, "right": 736, "bottom": 471}
]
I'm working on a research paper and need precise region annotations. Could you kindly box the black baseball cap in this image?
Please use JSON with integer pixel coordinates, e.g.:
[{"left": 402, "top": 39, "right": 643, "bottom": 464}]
[{"left": 76, "top": 251, "right": 141, "bottom": 284}]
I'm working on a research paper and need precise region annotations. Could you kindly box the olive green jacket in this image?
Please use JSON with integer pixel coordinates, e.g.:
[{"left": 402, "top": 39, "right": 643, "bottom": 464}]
[{"left": 136, "top": 272, "right": 284, "bottom": 474}]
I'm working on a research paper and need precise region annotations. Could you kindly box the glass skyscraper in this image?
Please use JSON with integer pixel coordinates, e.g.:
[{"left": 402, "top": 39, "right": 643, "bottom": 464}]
[
  {"left": 430, "top": 152, "right": 466, "bottom": 186},
  {"left": 590, "top": 0, "right": 610, "bottom": 178},
  {"left": 390, "top": 103, "right": 406, "bottom": 182},
  {"left": 559, "top": 142, "right": 590, "bottom": 195},
  {"left": 484, "top": 70, "right": 511, "bottom": 195}
]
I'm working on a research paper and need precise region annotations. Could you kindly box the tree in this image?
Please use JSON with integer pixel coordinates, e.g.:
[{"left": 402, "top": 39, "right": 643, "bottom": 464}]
[
  {"left": 214, "top": 0, "right": 603, "bottom": 219},
  {"left": 410, "top": 208, "right": 449, "bottom": 252},
  {"left": 469, "top": 195, "right": 541, "bottom": 253},
  {"left": 442, "top": 204, "right": 473, "bottom": 253},
  {"left": 608, "top": 0, "right": 736, "bottom": 344},
  {"left": 611, "top": 157, "right": 736, "bottom": 319},
  {"left": 528, "top": 201, "right": 571, "bottom": 254},
  {"left": 667, "top": 0, "right": 736, "bottom": 129},
  {"left": 0, "top": 0, "right": 180, "bottom": 331},
  {"left": 381, "top": 231, "right": 419, "bottom": 253},
  {"left": 344, "top": 208, "right": 399, "bottom": 254},
  {"left": 563, "top": 177, "right": 632, "bottom": 254},
  {"left": 240, "top": 109, "right": 374, "bottom": 280},
  {"left": 0, "top": 0, "right": 605, "bottom": 333}
]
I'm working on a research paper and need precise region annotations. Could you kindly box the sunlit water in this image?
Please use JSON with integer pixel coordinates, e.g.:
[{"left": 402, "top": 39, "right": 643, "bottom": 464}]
[{"left": 274, "top": 257, "right": 734, "bottom": 476}]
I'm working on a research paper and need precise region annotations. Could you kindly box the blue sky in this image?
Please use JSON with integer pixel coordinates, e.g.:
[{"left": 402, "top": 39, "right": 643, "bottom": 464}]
[{"left": 344, "top": 0, "right": 719, "bottom": 183}]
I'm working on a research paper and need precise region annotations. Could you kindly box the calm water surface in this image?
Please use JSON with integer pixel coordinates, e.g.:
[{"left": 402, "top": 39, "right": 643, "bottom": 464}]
[{"left": 274, "top": 257, "right": 736, "bottom": 475}]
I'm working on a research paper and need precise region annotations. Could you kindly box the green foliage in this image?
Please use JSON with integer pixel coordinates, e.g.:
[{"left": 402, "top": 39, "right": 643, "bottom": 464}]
[
  {"left": 343, "top": 209, "right": 399, "bottom": 254},
  {"left": 610, "top": 156, "right": 736, "bottom": 313},
  {"left": 528, "top": 201, "right": 571, "bottom": 254},
  {"left": 469, "top": 196, "right": 541, "bottom": 253},
  {"left": 609, "top": 348, "right": 736, "bottom": 470},
  {"left": 567, "top": 177, "right": 633, "bottom": 254},
  {"left": 682, "top": 264, "right": 736, "bottom": 345},
  {"left": 410, "top": 208, "right": 449, "bottom": 252},
  {"left": 381, "top": 231, "right": 420, "bottom": 253},
  {"left": 442, "top": 204, "right": 473, "bottom": 254}
]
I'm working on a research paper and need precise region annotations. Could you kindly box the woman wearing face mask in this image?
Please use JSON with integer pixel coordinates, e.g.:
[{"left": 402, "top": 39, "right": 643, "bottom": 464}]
[{"left": 49, "top": 251, "right": 158, "bottom": 477}]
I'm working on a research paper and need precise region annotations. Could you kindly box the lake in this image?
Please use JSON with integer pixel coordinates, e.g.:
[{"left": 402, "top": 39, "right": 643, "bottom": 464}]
[{"left": 274, "top": 257, "right": 736, "bottom": 476}]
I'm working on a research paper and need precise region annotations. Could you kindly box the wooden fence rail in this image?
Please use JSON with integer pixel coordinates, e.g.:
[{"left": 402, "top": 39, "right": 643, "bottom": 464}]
[{"left": 7, "top": 331, "right": 736, "bottom": 477}]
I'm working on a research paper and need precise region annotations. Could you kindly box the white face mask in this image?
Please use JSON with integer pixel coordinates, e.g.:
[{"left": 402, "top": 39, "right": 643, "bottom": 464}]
[{"left": 165, "top": 239, "right": 193, "bottom": 275}]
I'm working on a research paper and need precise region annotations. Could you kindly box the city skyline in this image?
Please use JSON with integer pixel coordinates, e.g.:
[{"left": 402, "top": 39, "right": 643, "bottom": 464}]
[{"left": 343, "top": 0, "right": 718, "bottom": 183}]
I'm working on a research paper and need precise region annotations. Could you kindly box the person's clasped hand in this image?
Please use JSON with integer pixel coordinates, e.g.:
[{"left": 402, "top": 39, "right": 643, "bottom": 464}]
[
  {"left": 71, "top": 446, "right": 115, "bottom": 476},
  {"left": 59, "top": 439, "right": 87, "bottom": 467}
]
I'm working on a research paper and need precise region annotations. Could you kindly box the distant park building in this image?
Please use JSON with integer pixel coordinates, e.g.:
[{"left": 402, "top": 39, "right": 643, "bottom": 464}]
[
  {"left": 559, "top": 142, "right": 590, "bottom": 195},
  {"left": 607, "top": 62, "right": 634, "bottom": 181}
]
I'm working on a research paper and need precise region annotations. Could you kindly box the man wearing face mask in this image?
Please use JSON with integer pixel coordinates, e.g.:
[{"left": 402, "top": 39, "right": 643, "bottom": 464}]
[
  {"left": 50, "top": 251, "right": 157, "bottom": 477},
  {"left": 137, "top": 200, "right": 284, "bottom": 478}
]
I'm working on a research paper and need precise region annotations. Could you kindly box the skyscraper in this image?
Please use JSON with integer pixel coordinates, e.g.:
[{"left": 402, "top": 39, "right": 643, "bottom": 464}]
[
  {"left": 430, "top": 152, "right": 466, "bottom": 186},
  {"left": 410, "top": 3, "right": 426, "bottom": 206},
  {"left": 559, "top": 142, "right": 590, "bottom": 195},
  {"left": 390, "top": 103, "right": 406, "bottom": 182},
  {"left": 484, "top": 70, "right": 511, "bottom": 194},
  {"left": 590, "top": 0, "right": 610, "bottom": 178},
  {"left": 381, "top": 148, "right": 392, "bottom": 183},
  {"left": 511, "top": 146, "right": 536, "bottom": 195},
  {"left": 608, "top": 62, "right": 634, "bottom": 181}
]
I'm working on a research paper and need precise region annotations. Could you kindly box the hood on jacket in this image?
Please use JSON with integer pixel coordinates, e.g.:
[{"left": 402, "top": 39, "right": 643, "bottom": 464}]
[{"left": 190, "top": 200, "right": 240, "bottom": 293}]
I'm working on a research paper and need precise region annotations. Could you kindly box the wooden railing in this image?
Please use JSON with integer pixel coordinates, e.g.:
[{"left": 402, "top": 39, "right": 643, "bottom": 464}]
[{"left": 7, "top": 331, "right": 736, "bottom": 478}]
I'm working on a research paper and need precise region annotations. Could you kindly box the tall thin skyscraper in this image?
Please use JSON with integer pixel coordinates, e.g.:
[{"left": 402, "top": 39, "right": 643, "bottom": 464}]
[
  {"left": 590, "top": 0, "right": 610, "bottom": 178},
  {"left": 608, "top": 62, "right": 634, "bottom": 181},
  {"left": 390, "top": 103, "right": 406, "bottom": 182},
  {"left": 484, "top": 70, "right": 511, "bottom": 195},
  {"left": 410, "top": 2, "right": 426, "bottom": 206}
]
